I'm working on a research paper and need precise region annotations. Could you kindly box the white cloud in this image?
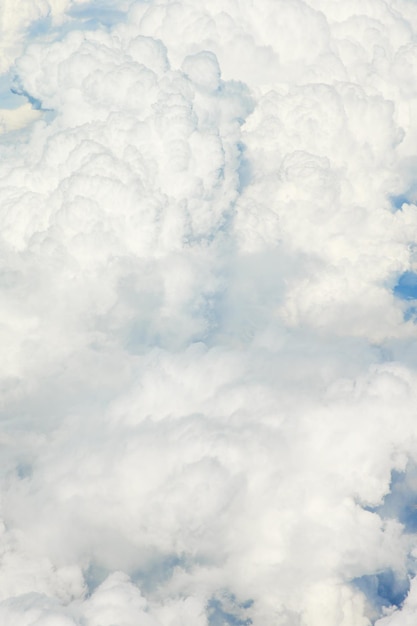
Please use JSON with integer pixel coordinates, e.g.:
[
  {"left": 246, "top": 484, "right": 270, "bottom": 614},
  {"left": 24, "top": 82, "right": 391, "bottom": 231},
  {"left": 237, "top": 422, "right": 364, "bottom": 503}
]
[
  {"left": 0, "top": 0, "right": 69, "bottom": 73},
  {"left": 1, "top": 1, "right": 417, "bottom": 625}
]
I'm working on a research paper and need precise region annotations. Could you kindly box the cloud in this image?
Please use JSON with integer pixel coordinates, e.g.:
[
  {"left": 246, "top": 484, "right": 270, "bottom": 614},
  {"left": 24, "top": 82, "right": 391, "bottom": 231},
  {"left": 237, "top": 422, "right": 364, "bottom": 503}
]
[
  {"left": 0, "top": 0, "right": 70, "bottom": 73},
  {"left": 1, "top": 1, "right": 417, "bottom": 625}
]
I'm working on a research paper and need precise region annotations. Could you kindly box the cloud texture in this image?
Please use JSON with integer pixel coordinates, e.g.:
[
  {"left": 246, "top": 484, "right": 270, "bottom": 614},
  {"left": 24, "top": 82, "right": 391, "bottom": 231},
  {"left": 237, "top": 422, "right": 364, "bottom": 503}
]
[{"left": 1, "top": 0, "right": 417, "bottom": 624}]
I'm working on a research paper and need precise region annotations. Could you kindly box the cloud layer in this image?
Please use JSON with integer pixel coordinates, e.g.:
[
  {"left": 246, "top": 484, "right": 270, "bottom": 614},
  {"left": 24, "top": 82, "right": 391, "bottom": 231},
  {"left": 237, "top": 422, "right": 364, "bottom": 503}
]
[{"left": 1, "top": 1, "right": 417, "bottom": 625}]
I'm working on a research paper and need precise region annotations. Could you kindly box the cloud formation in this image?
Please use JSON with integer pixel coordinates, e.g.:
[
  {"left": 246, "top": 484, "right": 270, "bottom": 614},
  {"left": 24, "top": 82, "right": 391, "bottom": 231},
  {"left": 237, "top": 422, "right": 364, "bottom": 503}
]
[{"left": 1, "top": 1, "right": 417, "bottom": 625}]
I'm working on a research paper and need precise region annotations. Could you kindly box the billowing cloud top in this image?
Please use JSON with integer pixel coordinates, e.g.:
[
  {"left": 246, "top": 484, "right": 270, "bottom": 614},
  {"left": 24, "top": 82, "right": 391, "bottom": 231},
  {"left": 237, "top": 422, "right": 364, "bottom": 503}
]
[{"left": 1, "top": 1, "right": 417, "bottom": 625}]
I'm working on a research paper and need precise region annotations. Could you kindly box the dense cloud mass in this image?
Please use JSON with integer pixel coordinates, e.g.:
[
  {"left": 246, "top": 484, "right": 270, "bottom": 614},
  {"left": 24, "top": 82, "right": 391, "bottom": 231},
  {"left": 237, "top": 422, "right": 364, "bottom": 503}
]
[{"left": 2, "top": 0, "right": 417, "bottom": 624}]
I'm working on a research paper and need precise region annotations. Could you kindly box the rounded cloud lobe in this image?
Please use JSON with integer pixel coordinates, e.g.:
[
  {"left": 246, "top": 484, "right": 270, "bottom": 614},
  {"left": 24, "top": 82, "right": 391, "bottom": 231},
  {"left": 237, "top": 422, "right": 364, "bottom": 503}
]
[{"left": 1, "top": 1, "right": 417, "bottom": 625}]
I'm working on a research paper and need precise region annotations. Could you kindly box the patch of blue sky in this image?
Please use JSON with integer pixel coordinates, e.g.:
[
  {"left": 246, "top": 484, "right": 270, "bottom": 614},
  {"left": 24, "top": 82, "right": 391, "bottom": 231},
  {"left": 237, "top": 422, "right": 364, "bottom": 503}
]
[
  {"left": 355, "top": 464, "right": 417, "bottom": 616},
  {"left": 66, "top": 2, "right": 127, "bottom": 28},
  {"left": 27, "top": 2, "right": 129, "bottom": 45},
  {"left": 353, "top": 570, "right": 410, "bottom": 616},
  {"left": 390, "top": 194, "right": 410, "bottom": 212},
  {"left": 389, "top": 180, "right": 417, "bottom": 212},
  {"left": 27, "top": 14, "right": 52, "bottom": 38},
  {"left": 207, "top": 596, "right": 253, "bottom": 626},
  {"left": 369, "top": 466, "right": 417, "bottom": 534},
  {"left": 393, "top": 271, "right": 417, "bottom": 301},
  {"left": 10, "top": 83, "right": 44, "bottom": 111}
]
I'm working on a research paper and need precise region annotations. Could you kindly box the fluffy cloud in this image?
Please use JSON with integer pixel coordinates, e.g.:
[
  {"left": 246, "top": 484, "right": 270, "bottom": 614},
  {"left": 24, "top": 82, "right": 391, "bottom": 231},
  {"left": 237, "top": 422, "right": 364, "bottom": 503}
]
[{"left": 1, "top": 1, "right": 417, "bottom": 625}]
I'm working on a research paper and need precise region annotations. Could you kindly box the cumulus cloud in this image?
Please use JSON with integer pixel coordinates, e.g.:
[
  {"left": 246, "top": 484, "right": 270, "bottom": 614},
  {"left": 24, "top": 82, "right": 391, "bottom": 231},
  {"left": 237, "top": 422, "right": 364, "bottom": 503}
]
[{"left": 1, "top": 1, "right": 417, "bottom": 625}]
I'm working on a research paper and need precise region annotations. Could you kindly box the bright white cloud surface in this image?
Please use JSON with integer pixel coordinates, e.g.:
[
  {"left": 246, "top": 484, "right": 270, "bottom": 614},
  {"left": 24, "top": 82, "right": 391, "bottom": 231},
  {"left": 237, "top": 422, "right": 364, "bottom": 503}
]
[{"left": 1, "top": 1, "right": 417, "bottom": 625}]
